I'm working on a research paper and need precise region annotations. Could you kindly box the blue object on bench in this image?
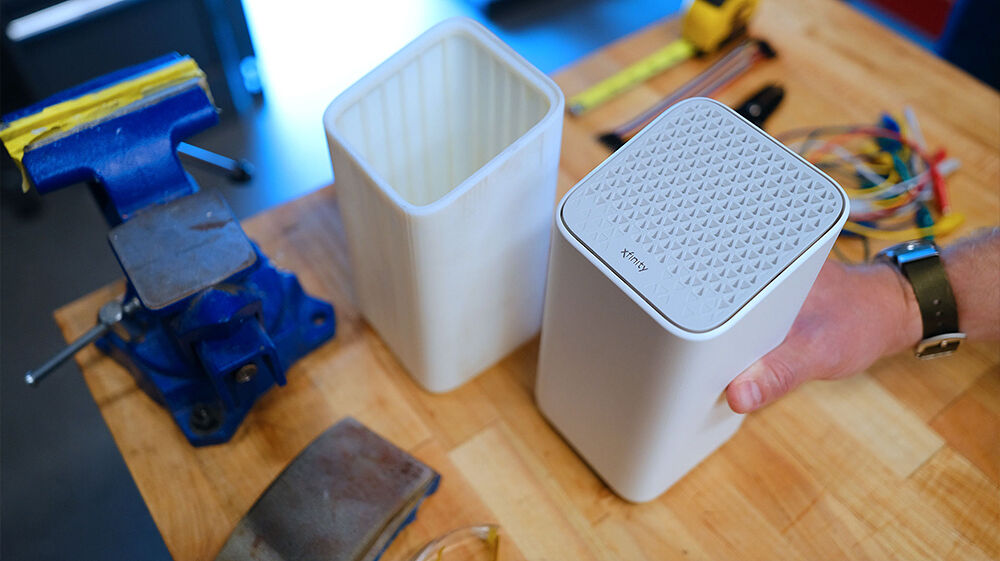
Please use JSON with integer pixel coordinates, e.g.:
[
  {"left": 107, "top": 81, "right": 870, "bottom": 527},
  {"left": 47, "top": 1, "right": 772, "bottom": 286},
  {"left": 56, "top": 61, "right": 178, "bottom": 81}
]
[{"left": 3, "top": 53, "right": 336, "bottom": 445}]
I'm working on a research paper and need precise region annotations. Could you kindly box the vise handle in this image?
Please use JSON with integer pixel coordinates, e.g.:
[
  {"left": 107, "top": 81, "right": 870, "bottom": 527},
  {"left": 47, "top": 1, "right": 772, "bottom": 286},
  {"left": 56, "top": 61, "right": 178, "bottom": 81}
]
[{"left": 25, "top": 297, "right": 139, "bottom": 386}]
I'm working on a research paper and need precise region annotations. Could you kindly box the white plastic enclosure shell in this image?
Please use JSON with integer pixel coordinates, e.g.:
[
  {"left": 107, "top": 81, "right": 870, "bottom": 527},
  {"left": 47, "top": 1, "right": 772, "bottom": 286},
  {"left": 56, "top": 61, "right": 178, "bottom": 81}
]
[
  {"left": 324, "top": 18, "right": 564, "bottom": 393},
  {"left": 536, "top": 98, "right": 848, "bottom": 502}
]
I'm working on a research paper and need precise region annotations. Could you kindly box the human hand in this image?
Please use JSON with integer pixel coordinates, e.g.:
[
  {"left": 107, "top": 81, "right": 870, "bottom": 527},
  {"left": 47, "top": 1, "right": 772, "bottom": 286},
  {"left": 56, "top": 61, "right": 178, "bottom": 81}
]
[{"left": 725, "top": 258, "right": 922, "bottom": 413}]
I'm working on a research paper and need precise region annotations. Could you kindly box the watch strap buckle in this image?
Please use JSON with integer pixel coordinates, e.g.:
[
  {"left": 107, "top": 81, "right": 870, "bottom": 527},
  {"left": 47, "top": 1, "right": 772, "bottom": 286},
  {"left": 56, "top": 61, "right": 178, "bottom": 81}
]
[{"left": 915, "top": 333, "right": 966, "bottom": 359}]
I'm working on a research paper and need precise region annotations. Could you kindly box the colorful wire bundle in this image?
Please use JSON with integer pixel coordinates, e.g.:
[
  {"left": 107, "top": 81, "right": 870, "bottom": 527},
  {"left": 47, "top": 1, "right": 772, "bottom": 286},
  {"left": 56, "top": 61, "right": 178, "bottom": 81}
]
[
  {"left": 600, "top": 39, "right": 776, "bottom": 149},
  {"left": 777, "top": 110, "right": 963, "bottom": 261}
]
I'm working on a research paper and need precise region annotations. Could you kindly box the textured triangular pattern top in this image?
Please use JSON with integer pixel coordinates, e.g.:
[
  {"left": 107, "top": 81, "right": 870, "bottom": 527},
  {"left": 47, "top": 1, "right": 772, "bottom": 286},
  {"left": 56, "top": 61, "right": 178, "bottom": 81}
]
[{"left": 562, "top": 98, "right": 845, "bottom": 333}]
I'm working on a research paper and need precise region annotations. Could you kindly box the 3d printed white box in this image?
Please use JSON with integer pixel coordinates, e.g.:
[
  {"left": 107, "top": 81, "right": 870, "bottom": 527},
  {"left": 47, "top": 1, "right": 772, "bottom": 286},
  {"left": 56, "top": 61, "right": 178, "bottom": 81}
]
[
  {"left": 324, "top": 18, "right": 564, "bottom": 393},
  {"left": 536, "top": 98, "right": 848, "bottom": 502}
]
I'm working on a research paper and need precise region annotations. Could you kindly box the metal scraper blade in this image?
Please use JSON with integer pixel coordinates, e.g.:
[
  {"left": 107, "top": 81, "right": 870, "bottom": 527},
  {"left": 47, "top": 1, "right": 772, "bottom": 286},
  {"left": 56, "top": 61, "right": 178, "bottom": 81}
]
[{"left": 214, "top": 417, "right": 440, "bottom": 561}]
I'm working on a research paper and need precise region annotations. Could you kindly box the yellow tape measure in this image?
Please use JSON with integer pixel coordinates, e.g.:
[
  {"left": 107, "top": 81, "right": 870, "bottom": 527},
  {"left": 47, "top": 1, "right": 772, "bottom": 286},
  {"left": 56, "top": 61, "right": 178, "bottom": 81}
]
[
  {"left": 567, "top": 0, "right": 758, "bottom": 116},
  {"left": 567, "top": 39, "right": 696, "bottom": 116}
]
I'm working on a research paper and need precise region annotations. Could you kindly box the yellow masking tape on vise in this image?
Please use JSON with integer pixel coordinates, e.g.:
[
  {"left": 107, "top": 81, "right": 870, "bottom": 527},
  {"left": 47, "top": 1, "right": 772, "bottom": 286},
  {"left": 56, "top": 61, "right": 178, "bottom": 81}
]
[{"left": 0, "top": 57, "right": 207, "bottom": 192}]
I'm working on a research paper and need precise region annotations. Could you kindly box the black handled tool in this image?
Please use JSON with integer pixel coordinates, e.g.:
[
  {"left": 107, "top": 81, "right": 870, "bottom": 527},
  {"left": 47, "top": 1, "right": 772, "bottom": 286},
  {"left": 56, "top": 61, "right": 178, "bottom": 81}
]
[{"left": 735, "top": 83, "right": 785, "bottom": 128}]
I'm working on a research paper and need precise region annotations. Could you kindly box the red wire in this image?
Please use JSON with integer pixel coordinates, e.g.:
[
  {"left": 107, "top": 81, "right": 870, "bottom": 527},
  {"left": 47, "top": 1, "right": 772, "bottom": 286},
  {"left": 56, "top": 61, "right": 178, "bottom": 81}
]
[{"left": 929, "top": 149, "right": 949, "bottom": 213}]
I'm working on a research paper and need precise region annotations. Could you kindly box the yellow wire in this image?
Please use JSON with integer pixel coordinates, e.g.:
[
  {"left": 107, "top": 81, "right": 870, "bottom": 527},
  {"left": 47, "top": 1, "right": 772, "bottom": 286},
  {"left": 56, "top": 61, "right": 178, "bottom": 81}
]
[
  {"left": 814, "top": 156, "right": 894, "bottom": 177},
  {"left": 841, "top": 170, "right": 898, "bottom": 198},
  {"left": 843, "top": 212, "right": 965, "bottom": 241},
  {"left": 896, "top": 112, "right": 914, "bottom": 163},
  {"left": 871, "top": 189, "right": 912, "bottom": 209}
]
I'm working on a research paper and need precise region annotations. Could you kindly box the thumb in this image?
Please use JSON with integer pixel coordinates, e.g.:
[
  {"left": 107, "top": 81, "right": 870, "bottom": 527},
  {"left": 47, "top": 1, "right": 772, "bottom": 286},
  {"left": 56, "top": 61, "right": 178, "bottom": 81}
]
[{"left": 726, "top": 348, "right": 806, "bottom": 414}]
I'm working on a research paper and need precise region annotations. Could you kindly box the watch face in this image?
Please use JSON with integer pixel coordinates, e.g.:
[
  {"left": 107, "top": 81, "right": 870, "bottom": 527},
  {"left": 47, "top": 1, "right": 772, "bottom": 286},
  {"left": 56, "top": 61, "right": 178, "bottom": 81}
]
[{"left": 881, "top": 240, "right": 939, "bottom": 264}]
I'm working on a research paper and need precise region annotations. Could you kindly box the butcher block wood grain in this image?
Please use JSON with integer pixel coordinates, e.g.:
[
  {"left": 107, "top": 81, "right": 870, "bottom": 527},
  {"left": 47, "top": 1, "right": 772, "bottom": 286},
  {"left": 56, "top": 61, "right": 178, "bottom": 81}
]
[{"left": 55, "top": 0, "right": 999, "bottom": 558}]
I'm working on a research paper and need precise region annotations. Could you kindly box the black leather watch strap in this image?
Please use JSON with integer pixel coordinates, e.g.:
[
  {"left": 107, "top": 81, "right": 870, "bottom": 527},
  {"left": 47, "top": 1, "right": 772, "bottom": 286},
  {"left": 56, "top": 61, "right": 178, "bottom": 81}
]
[
  {"left": 877, "top": 240, "right": 964, "bottom": 358},
  {"left": 899, "top": 254, "right": 960, "bottom": 340}
]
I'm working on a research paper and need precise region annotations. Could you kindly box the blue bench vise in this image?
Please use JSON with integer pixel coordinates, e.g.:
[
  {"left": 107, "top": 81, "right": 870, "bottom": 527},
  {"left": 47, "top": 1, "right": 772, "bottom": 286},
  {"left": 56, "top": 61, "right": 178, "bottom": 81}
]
[{"left": 1, "top": 54, "right": 337, "bottom": 446}]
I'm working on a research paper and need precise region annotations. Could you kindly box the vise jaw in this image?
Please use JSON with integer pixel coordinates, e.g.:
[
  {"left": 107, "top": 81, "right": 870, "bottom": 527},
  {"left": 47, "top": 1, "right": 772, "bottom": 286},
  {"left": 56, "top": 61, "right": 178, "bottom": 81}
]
[
  {"left": 1, "top": 54, "right": 336, "bottom": 445},
  {"left": 104, "top": 190, "right": 335, "bottom": 445}
]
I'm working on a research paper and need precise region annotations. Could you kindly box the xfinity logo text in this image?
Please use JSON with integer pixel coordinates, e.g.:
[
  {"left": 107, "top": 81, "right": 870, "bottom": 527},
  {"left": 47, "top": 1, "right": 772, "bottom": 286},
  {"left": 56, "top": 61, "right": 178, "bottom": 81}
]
[{"left": 621, "top": 248, "right": 648, "bottom": 272}]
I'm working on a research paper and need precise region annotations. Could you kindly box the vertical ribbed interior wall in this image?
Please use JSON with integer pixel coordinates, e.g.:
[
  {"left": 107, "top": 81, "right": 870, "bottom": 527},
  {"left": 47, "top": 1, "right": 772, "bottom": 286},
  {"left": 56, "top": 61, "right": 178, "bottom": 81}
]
[{"left": 335, "top": 34, "right": 550, "bottom": 206}]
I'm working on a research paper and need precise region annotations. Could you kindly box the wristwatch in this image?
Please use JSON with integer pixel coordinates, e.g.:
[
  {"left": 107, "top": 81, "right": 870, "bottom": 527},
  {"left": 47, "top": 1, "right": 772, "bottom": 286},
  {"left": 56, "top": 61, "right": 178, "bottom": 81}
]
[{"left": 876, "top": 240, "right": 965, "bottom": 359}]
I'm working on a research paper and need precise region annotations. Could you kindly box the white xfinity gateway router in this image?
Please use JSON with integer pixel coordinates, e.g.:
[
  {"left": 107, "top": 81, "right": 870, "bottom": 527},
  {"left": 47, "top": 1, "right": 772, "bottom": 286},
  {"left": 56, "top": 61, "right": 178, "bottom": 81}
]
[{"left": 536, "top": 98, "right": 849, "bottom": 502}]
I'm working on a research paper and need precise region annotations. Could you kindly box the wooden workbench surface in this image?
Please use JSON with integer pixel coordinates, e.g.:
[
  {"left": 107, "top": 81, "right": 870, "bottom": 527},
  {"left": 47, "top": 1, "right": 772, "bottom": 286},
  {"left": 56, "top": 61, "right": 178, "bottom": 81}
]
[{"left": 56, "top": 0, "right": 999, "bottom": 558}]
